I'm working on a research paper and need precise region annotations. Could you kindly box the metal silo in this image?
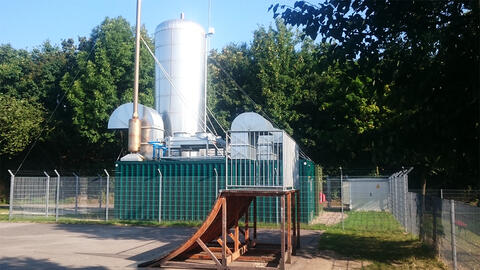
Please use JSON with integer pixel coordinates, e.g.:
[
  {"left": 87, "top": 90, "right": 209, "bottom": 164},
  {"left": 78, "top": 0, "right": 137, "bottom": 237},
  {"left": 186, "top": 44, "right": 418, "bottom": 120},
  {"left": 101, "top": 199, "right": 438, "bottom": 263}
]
[{"left": 155, "top": 15, "right": 206, "bottom": 137}]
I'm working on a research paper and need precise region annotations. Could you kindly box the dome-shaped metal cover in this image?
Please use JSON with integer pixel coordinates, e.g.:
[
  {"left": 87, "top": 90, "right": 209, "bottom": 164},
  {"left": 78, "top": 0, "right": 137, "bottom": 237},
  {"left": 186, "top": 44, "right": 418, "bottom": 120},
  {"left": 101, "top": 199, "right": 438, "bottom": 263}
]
[
  {"left": 108, "top": 102, "right": 164, "bottom": 132},
  {"left": 230, "top": 112, "right": 276, "bottom": 131}
]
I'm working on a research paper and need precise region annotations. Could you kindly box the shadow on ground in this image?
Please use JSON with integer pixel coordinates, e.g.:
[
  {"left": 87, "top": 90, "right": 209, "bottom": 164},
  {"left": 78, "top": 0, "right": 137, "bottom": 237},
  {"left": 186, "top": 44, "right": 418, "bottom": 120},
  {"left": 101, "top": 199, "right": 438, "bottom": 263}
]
[
  {"left": 53, "top": 223, "right": 196, "bottom": 241},
  {"left": 0, "top": 257, "right": 107, "bottom": 270}
]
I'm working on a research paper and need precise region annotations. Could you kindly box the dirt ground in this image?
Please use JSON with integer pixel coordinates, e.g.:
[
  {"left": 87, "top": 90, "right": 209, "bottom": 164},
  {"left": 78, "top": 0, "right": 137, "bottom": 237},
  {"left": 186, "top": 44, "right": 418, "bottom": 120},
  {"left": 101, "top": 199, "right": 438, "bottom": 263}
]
[{"left": 0, "top": 222, "right": 366, "bottom": 269}]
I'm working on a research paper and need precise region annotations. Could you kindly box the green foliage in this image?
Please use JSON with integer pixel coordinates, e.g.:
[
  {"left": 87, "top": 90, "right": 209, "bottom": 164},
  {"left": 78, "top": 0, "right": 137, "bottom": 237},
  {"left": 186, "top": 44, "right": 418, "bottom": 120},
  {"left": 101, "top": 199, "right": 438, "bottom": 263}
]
[
  {"left": 61, "top": 17, "right": 154, "bottom": 145},
  {"left": 0, "top": 95, "right": 44, "bottom": 156},
  {"left": 208, "top": 20, "right": 384, "bottom": 167},
  {"left": 272, "top": 0, "right": 479, "bottom": 185}
]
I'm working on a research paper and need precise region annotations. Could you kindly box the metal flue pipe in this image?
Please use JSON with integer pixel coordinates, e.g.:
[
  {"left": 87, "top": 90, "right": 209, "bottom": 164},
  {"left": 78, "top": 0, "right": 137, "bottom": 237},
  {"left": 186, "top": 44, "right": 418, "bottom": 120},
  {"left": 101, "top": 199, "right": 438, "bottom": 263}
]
[{"left": 128, "top": 0, "right": 142, "bottom": 153}]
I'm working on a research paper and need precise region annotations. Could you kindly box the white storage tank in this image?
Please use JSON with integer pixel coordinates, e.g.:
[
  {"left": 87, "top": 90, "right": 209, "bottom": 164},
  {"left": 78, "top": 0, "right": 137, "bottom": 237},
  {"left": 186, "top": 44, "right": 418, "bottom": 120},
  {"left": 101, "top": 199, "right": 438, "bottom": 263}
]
[{"left": 155, "top": 15, "right": 206, "bottom": 137}]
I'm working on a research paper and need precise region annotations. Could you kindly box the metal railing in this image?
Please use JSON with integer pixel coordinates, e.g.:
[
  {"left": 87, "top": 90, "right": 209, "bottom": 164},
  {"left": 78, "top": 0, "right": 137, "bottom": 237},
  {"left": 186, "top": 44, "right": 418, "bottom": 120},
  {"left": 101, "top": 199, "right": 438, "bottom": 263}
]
[{"left": 226, "top": 130, "right": 299, "bottom": 189}]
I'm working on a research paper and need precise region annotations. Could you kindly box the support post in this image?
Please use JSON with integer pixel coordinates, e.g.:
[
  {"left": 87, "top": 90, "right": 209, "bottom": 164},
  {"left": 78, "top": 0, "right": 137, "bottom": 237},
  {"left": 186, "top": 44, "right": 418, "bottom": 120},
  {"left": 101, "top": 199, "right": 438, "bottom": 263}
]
[
  {"left": 287, "top": 192, "right": 292, "bottom": 263},
  {"left": 280, "top": 195, "right": 285, "bottom": 270},
  {"left": 44, "top": 171, "right": 50, "bottom": 217},
  {"left": 245, "top": 203, "right": 249, "bottom": 244},
  {"left": 234, "top": 220, "right": 239, "bottom": 252},
  {"left": 104, "top": 169, "right": 110, "bottom": 221},
  {"left": 8, "top": 170, "right": 14, "bottom": 221},
  {"left": 253, "top": 197, "right": 257, "bottom": 241},
  {"left": 296, "top": 189, "right": 300, "bottom": 248},
  {"left": 221, "top": 197, "right": 227, "bottom": 268},
  {"left": 450, "top": 200, "right": 457, "bottom": 270},
  {"left": 292, "top": 191, "right": 297, "bottom": 255},
  {"left": 54, "top": 170, "right": 60, "bottom": 222},
  {"left": 73, "top": 173, "right": 79, "bottom": 215},
  {"left": 158, "top": 169, "right": 162, "bottom": 223}
]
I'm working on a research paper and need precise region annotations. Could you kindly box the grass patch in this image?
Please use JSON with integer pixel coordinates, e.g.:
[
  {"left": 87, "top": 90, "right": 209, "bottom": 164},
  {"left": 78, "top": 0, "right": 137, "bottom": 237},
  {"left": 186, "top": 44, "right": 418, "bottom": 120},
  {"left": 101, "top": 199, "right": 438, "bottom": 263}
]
[{"left": 319, "top": 211, "right": 446, "bottom": 269}]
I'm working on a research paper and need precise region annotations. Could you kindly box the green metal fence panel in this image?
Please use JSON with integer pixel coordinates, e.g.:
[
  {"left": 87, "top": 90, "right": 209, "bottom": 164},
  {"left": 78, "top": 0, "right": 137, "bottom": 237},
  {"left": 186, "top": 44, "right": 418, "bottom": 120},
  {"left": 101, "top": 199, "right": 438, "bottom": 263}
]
[{"left": 115, "top": 159, "right": 318, "bottom": 223}]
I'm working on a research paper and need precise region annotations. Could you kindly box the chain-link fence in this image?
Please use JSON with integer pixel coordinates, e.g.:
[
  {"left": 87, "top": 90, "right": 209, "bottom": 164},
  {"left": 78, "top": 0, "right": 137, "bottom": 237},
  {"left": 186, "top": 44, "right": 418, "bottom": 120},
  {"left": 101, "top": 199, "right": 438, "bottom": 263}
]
[
  {"left": 390, "top": 171, "right": 480, "bottom": 270},
  {"left": 8, "top": 167, "right": 479, "bottom": 269},
  {"left": 324, "top": 169, "right": 479, "bottom": 269},
  {"left": 8, "top": 170, "right": 114, "bottom": 221},
  {"left": 114, "top": 175, "right": 320, "bottom": 223}
]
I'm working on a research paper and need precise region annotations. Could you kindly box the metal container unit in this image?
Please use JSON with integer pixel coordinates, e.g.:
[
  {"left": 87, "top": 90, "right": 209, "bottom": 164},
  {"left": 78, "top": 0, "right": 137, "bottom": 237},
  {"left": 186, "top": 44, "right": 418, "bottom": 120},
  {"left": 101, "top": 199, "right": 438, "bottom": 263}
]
[
  {"left": 114, "top": 159, "right": 318, "bottom": 222},
  {"left": 155, "top": 18, "right": 206, "bottom": 137}
]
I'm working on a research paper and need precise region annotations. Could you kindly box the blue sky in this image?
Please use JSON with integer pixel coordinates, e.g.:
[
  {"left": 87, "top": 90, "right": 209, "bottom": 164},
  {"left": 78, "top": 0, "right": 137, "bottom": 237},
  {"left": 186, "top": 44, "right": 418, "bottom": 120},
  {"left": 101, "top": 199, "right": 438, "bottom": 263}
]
[{"left": 0, "top": 0, "right": 293, "bottom": 51}]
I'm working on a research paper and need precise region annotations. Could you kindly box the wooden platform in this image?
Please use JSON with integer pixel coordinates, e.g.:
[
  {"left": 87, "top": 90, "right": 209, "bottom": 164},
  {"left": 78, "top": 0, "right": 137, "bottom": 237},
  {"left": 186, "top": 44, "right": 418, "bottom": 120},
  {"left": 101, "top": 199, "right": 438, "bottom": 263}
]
[{"left": 139, "top": 189, "right": 300, "bottom": 269}]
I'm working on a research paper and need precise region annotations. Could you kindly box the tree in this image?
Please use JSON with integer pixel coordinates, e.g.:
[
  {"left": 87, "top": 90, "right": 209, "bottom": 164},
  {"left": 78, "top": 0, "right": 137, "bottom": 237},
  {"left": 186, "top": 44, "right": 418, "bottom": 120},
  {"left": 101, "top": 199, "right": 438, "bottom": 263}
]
[
  {"left": 273, "top": 1, "right": 479, "bottom": 188},
  {"left": 61, "top": 17, "right": 154, "bottom": 149},
  {"left": 0, "top": 95, "right": 44, "bottom": 156}
]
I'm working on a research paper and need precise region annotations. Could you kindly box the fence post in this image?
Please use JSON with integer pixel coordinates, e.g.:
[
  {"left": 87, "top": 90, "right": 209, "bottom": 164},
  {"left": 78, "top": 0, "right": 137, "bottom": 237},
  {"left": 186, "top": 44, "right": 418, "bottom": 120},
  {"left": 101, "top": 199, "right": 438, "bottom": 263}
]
[
  {"left": 44, "top": 171, "right": 50, "bottom": 217},
  {"left": 157, "top": 169, "right": 162, "bottom": 223},
  {"left": 440, "top": 189, "right": 443, "bottom": 199},
  {"left": 214, "top": 168, "right": 218, "bottom": 198},
  {"left": 326, "top": 177, "right": 331, "bottom": 208},
  {"left": 340, "top": 167, "right": 344, "bottom": 230},
  {"left": 73, "top": 173, "right": 79, "bottom": 215},
  {"left": 8, "top": 170, "right": 14, "bottom": 221},
  {"left": 98, "top": 174, "right": 103, "bottom": 209},
  {"left": 450, "top": 200, "right": 458, "bottom": 270},
  {"left": 104, "top": 169, "right": 110, "bottom": 221},
  {"left": 403, "top": 172, "right": 408, "bottom": 232},
  {"left": 54, "top": 170, "right": 60, "bottom": 222}
]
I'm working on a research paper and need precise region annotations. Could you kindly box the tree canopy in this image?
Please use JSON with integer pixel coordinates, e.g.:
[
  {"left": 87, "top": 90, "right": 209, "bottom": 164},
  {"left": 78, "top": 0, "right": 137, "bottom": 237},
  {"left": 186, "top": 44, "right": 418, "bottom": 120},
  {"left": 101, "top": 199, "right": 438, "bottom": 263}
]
[{"left": 270, "top": 0, "right": 479, "bottom": 186}]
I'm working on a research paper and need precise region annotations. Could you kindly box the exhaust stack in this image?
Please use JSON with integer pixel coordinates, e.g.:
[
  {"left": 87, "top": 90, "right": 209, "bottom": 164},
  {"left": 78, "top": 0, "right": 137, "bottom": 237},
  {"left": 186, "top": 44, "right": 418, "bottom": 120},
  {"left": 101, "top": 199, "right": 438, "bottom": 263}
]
[{"left": 128, "top": 0, "right": 143, "bottom": 153}]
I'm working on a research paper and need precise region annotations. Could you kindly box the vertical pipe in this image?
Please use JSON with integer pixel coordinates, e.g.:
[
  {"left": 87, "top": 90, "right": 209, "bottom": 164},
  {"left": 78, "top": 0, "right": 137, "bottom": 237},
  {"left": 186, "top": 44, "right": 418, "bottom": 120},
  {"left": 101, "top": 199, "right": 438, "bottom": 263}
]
[
  {"left": 104, "top": 169, "right": 110, "bottom": 221},
  {"left": 450, "top": 200, "right": 457, "bottom": 270},
  {"left": 73, "top": 173, "right": 79, "bottom": 215},
  {"left": 133, "top": 0, "right": 141, "bottom": 118},
  {"left": 214, "top": 168, "right": 218, "bottom": 198},
  {"left": 225, "top": 132, "right": 229, "bottom": 190},
  {"left": 158, "top": 169, "right": 162, "bottom": 222},
  {"left": 44, "top": 171, "right": 50, "bottom": 217},
  {"left": 340, "top": 167, "right": 344, "bottom": 230},
  {"left": 54, "top": 170, "right": 60, "bottom": 222},
  {"left": 8, "top": 170, "right": 14, "bottom": 221},
  {"left": 128, "top": 0, "right": 142, "bottom": 153}
]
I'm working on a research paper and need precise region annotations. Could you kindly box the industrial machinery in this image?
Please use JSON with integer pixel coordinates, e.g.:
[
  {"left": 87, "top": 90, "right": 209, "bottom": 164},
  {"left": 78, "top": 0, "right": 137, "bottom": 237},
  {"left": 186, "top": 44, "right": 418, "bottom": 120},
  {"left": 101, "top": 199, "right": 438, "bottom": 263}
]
[{"left": 108, "top": 14, "right": 224, "bottom": 160}]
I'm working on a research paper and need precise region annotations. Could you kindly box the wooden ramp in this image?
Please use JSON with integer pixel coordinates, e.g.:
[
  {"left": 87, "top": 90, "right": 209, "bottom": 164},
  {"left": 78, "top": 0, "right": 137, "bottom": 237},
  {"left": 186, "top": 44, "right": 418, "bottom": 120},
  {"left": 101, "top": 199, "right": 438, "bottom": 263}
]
[{"left": 139, "top": 190, "right": 299, "bottom": 269}]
